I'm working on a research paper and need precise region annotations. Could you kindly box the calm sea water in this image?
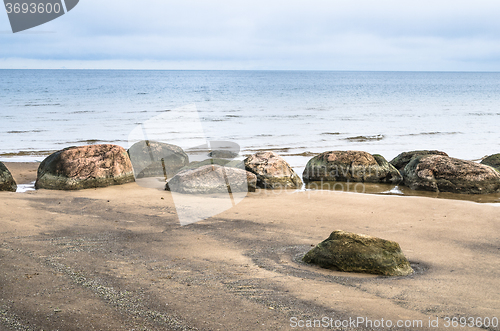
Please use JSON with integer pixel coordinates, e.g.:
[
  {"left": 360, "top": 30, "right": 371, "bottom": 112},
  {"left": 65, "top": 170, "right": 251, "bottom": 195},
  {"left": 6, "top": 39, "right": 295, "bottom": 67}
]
[{"left": 1, "top": 70, "right": 499, "bottom": 173}]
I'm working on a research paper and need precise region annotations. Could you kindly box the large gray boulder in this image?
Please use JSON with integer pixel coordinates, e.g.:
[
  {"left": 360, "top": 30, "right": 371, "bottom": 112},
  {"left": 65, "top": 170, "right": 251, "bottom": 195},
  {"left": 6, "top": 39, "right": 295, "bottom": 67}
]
[
  {"left": 128, "top": 141, "right": 189, "bottom": 179},
  {"left": 179, "top": 158, "right": 244, "bottom": 172},
  {"left": 481, "top": 154, "right": 500, "bottom": 172},
  {"left": 302, "top": 151, "right": 402, "bottom": 184},
  {"left": 390, "top": 150, "right": 448, "bottom": 174},
  {"left": 403, "top": 155, "right": 500, "bottom": 194},
  {"left": 166, "top": 164, "right": 257, "bottom": 194},
  {"left": 244, "top": 151, "right": 302, "bottom": 189},
  {"left": 0, "top": 162, "right": 17, "bottom": 192},
  {"left": 35, "top": 144, "right": 135, "bottom": 190},
  {"left": 303, "top": 230, "right": 413, "bottom": 276}
]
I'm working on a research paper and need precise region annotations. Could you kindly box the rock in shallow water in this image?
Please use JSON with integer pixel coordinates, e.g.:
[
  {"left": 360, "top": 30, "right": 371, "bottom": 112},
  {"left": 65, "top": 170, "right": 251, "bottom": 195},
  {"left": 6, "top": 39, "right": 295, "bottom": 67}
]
[
  {"left": 35, "top": 144, "right": 135, "bottom": 190},
  {"left": 403, "top": 155, "right": 500, "bottom": 194},
  {"left": 481, "top": 153, "right": 500, "bottom": 172},
  {"left": 244, "top": 151, "right": 302, "bottom": 189},
  {"left": 0, "top": 162, "right": 17, "bottom": 192},
  {"left": 303, "top": 151, "right": 402, "bottom": 184},
  {"left": 166, "top": 164, "right": 257, "bottom": 194},
  {"left": 390, "top": 150, "right": 448, "bottom": 173},
  {"left": 303, "top": 230, "right": 413, "bottom": 276}
]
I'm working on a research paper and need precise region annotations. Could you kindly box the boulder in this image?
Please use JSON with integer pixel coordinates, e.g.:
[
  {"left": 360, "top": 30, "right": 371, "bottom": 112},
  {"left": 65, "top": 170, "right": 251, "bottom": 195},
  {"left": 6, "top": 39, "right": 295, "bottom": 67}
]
[
  {"left": 180, "top": 158, "right": 244, "bottom": 172},
  {"left": 390, "top": 150, "right": 448, "bottom": 173},
  {"left": 128, "top": 141, "right": 189, "bottom": 179},
  {"left": 166, "top": 164, "right": 257, "bottom": 194},
  {"left": 481, "top": 154, "right": 500, "bottom": 171},
  {"left": 303, "top": 230, "right": 413, "bottom": 276},
  {"left": 244, "top": 151, "right": 302, "bottom": 189},
  {"left": 35, "top": 144, "right": 135, "bottom": 190},
  {"left": 0, "top": 162, "right": 17, "bottom": 192},
  {"left": 208, "top": 150, "right": 239, "bottom": 159},
  {"left": 403, "top": 155, "right": 500, "bottom": 194},
  {"left": 302, "top": 151, "right": 402, "bottom": 184}
]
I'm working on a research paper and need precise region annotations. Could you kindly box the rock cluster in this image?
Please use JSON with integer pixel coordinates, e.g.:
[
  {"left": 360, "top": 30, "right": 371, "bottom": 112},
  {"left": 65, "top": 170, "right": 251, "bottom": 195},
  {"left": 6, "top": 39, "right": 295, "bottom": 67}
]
[
  {"left": 26, "top": 142, "right": 500, "bottom": 196},
  {"left": 402, "top": 154, "right": 500, "bottom": 194}
]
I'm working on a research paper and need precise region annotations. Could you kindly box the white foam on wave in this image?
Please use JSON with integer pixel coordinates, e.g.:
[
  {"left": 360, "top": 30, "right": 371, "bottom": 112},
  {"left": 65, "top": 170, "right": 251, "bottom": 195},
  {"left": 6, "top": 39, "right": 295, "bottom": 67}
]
[
  {"left": 16, "top": 181, "right": 35, "bottom": 193},
  {"left": 381, "top": 186, "right": 404, "bottom": 195}
]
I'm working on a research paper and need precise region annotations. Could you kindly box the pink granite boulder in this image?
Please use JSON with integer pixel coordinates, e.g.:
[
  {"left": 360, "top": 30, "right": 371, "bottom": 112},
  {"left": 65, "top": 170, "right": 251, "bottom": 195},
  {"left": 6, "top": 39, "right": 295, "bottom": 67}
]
[
  {"left": 35, "top": 144, "right": 135, "bottom": 190},
  {"left": 244, "top": 151, "right": 302, "bottom": 189}
]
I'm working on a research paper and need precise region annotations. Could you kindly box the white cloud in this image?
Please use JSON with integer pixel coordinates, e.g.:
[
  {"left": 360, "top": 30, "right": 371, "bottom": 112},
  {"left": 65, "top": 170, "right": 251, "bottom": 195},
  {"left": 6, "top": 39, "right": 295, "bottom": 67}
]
[{"left": 1, "top": 0, "right": 500, "bottom": 70}]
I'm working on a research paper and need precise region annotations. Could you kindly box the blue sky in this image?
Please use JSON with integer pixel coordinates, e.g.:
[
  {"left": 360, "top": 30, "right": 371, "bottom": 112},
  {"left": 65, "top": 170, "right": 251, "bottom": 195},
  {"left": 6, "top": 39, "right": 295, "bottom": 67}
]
[{"left": 2, "top": 0, "right": 500, "bottom": 70}]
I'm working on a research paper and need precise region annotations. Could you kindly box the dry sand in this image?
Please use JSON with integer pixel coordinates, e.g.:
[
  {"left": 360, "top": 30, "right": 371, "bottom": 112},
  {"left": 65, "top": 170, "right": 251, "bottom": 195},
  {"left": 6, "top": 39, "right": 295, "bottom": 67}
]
[{"left": 0, "top": 162, "right": 499, "bottom": 330}]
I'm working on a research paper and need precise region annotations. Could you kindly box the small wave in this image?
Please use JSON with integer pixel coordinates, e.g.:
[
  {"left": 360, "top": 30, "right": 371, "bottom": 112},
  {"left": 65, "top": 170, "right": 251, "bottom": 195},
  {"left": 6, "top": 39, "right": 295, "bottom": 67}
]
[
  {"left": 76, "top": 139, "right": 105, "bottom": 145},
  {"left": 16, "top": 181, "right": 35, "bottom": 193},
  {"left": 137, "top": 92, "right": 148, "bottom": 95},
  {"left": 405, "top": 132, "right": 463, "bottom": 136},
  {"left": 282, "top": 151, "right": 319, "bottom": 157},
  {"left": 225, "top": 115, "right": 241, "bottom": 118},
  {"left": 381, "top": 186, "right": 404, "bottom": 195},
  {"left": 7, "top": 130, "right": 47, "bottom": 134},
  {"left": 0, "top": 150, "right": 55, "bottom": 157},
  {"left": 344, "top": 134, "right": 384, "bottom": 142},
  {"left": 248, "top": 147, "right": 291, "bottom": 153},
  {"left": 62, "top": 139, "right": 127, "bottom": 145},
  {"left": 24, "top": 103, "right": 61, "bottom": 107},
  {"left": 468, "top": 112, "right": 500, "bottom": 116},
  {"left": 321, "top": 132, "right": 341, "bottom": 136},
  {"left": 208, "top": 118, "right": 228, "bottom": 122},
  {"left": 70, "top": 110, "right": 95, "bottom": 114}
]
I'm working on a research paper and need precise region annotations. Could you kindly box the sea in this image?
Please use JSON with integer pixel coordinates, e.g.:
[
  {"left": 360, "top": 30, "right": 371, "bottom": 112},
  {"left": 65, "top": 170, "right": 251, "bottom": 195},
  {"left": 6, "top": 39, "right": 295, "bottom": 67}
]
[{"left": 1, "top": 70, "right": 500, "bottom": 176}]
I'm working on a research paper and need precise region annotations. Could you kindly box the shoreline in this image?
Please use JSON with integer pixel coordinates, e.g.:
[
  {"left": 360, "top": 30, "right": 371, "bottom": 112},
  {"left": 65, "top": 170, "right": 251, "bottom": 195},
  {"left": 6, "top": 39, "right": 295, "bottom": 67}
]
[
  {"left": 0, "top": 182, "right": 499, "bottom": 330},
  {"left": 3, "top": 161, "right": 499, "bottom": 204}
]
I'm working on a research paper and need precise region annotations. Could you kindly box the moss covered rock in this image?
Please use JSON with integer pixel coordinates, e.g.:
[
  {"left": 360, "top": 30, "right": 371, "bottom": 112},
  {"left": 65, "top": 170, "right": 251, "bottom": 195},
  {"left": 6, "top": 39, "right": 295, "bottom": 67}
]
[
  {"left": 0, "top": 162, "right": 17, "bottom": 192},
  {"left": 302, "top": 151, "right": 402, "bottom": 184},
  {"left": 244, "top": 151, "right": 302, "bottom": 189},
  {"left": 303, "top": 230, "right": 413, "bottom": 276},
  {"left": 35, "top": 144, "right": 135, "bottom": 190},
  {"left": 403, "top": 155, "right": 500, "bottom": 194}
]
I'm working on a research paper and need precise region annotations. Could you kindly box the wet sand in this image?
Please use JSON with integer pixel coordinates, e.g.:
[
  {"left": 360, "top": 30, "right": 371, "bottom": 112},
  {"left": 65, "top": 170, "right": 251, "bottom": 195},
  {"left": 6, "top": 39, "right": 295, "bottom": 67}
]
[{"left": 0, "top": 162, "right": 499, "bottom": 330}]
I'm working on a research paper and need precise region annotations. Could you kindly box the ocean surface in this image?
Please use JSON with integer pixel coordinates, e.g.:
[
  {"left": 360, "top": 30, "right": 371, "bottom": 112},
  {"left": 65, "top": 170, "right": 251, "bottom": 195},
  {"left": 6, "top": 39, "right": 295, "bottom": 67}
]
[{"left": 1, "top": 70, "right": 500, "bottom": 175}]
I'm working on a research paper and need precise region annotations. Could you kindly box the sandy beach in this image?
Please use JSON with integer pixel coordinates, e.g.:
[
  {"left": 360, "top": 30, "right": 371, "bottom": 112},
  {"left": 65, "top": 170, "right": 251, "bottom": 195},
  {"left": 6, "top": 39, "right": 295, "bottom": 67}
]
[{"left": 0, "top": 162, "right": 499, "bottom": 330}]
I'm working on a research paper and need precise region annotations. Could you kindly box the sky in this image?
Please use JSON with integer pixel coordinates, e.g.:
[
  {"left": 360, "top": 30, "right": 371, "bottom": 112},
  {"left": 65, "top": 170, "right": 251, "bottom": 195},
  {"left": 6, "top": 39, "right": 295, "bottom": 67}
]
[{"left": 1, "top": 0, "right": 500, "bottom": 70}]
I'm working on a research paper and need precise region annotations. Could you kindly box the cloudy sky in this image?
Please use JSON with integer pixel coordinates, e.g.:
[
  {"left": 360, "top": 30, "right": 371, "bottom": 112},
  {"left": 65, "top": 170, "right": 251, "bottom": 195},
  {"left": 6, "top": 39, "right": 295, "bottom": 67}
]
[{"left": 2, "top": 0, "right": 500, "bottom": 70}]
